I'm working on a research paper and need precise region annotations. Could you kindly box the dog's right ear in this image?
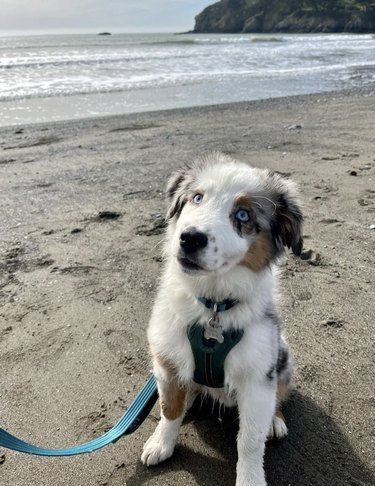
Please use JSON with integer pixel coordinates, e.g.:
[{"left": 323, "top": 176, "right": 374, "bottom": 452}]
[{"left": 166, "top": 169, "right": 189, "bottom": 220}]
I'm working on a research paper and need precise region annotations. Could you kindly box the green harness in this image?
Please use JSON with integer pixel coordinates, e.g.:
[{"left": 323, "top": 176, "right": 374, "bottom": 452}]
[{"left": 187, "top": 298, "right": 244, "bottom": 388}]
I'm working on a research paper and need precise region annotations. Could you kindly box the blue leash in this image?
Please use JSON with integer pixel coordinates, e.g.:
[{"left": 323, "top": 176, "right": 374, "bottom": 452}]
[{"left": 0, "top": 374, "right": 157, "bottom": 456}]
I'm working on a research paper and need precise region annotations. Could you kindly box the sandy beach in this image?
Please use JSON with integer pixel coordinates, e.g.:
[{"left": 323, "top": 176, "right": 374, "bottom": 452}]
[{"left": 0, "top": 88, "right": 374, "bottom": 486}]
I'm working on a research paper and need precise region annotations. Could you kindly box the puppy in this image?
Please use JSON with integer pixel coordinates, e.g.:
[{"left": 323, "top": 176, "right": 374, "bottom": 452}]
[{"left": 141, "top": 153, "right": 303, "bottom": 485}]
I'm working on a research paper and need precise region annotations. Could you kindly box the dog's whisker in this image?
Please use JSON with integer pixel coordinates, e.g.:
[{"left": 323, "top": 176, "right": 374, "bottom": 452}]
[{"left": 150, "top": 238, "right": 164, "bottom": 252}]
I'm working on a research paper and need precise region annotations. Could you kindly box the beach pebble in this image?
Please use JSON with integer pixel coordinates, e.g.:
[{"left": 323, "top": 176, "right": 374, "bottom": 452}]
[
  {"left": 300, "top": 249, "right": 322, "bottom": 266},
  {"left": 0, "top": 454, "right": 5, "bottom": 465},
  {"left": 98, "top": 211, "right": 121, "bottom": 221},
  {"left": 348, "top": 170, "right": 357, "bottom": 176},
  {"left": 321, "top": 319, "right": 344, "bottom": 329},
  {"left": 359, "top": 164, "right": 371, "bottom": 171},
  {"left": 287, "top": 124, "right": 303, "bottom": 130},
  {"left": 370, "top": 225, "right": 375, "bottom": 230},
  {"left": 342, "top": 153, "right": 359, "bottom": 158},
  {"left": 321, "top": 155, "right": 339, "bottom": 161}
]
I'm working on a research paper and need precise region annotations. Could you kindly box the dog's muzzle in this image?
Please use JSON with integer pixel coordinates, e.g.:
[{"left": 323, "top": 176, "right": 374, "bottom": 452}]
[{"left": 180, "top": 229, "right": 208, "bottom": 254}]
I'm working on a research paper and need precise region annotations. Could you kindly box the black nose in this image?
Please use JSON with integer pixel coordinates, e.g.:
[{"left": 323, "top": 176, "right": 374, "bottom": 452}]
[{"left": 180, "top": 230, "right": 208, "bottom": 254}]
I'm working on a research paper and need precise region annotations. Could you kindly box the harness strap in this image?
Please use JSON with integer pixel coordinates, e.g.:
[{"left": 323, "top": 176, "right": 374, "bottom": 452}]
[
  {"left": 0, "top": 374, "right": 157, "bottom": 456},
  {"left": 187, "top": 323, "right": 244, "bottom": 388}
]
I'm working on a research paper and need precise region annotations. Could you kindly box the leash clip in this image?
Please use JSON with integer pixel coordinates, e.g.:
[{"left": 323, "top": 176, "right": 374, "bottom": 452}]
[{"left": 204, "top": 303, "right": 224, "bottom": 343}]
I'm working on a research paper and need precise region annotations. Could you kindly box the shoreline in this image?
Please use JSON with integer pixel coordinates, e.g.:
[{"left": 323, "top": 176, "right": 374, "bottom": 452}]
[
  {"left": 0, "top": 85, "right": 374, "bottom": 132},
  {"left": 0, "top": 88, "right": 374, "bottom": 486}
]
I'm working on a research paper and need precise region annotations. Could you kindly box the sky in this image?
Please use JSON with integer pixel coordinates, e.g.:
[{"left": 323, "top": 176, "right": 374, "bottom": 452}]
[{"left": 0, "top": 0, "right": 213, "bottom": 34}]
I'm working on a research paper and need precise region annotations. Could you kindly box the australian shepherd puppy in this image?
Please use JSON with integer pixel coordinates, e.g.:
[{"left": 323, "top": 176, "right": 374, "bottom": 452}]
[{"left": 141, "top": 153, "right": 303, "bottom": 485}]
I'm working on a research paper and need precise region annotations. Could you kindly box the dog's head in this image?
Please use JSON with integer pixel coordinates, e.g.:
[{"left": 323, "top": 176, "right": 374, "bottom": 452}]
[{"left": 165, "top": 153, "right": 303, "bottom": 276}]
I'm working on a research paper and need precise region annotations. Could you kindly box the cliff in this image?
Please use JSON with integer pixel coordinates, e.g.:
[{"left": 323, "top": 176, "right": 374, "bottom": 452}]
[{"left": 193, "top": 0, "right": 375, "bottom": 33}]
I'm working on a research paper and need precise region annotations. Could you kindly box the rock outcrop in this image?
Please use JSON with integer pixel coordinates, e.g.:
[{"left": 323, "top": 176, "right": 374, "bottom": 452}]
[{"left": 193, "top": 0, "right": 375, "bottom": 33}]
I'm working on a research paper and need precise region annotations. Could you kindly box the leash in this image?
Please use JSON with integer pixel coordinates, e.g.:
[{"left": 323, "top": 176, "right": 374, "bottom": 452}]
[
  {"left": 0, "top": 374, "right": 157, "bottom": 456},
  {"left": 0, "top": 296, "right": 241, "bottom": 456}
]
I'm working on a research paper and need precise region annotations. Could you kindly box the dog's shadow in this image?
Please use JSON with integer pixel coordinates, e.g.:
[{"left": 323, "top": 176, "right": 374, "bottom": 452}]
[{"left": 126, "top": 391, "right": 374, "bottom": 486}]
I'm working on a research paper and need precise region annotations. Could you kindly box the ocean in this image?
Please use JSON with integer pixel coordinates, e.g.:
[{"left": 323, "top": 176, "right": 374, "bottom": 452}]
[{"left": 0, "top": 32, "right": 374, "bottom": 127}]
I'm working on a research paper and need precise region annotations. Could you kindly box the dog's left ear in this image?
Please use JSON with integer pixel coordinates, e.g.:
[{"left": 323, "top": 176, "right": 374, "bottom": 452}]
[{"left": 268, "top": 174, "right": 303, "bottom": 257}]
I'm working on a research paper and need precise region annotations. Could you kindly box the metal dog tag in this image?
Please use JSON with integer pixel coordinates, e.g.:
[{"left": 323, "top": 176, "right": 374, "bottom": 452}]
[
  {"left": 204, "top": 320, "right": 224, "bottom": 343},
  {"left": 204, "top": 304, "right": 224, "bottom": 343}
]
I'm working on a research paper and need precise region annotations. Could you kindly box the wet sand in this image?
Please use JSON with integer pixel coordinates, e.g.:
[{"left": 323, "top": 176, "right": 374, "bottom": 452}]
[{"left": 0, "top": 88, "right": 374, "bottom": 485}]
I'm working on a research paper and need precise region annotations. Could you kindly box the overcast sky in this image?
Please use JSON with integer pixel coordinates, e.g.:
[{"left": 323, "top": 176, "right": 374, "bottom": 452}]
[{"left": 1, "top": 0, "right": 212, "bottom": 33}]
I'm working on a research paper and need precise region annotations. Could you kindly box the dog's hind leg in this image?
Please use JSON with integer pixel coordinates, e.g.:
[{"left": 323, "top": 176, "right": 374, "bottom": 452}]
[
  {"left": 269, "top": 340, "right": 293, "bottom": 440},
  {"left": 269, "top": 383, "right": 289, "bottom": 439},
  {"left": 141, "top": 356, "right": 187, "bottom": 466}
]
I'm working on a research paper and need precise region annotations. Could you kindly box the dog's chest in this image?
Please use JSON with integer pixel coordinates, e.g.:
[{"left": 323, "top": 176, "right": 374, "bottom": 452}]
[{"left": 149, "top": 270, "right": 277, "bottom": 394}]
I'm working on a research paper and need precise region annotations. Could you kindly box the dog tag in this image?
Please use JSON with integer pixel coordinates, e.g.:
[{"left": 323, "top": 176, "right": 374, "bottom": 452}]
[{"left": 204, "top": 318, "right": 224, "bottom": 343}]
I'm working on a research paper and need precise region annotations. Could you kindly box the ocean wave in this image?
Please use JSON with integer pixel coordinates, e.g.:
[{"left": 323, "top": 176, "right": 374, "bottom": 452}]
[
  {"left": 191, "top": 36, "right": 284, "bottom": 44},
  {"left": 142, "top": 38, "right": 197, "bottom": 46},
  {"left": 138, "top": 36, "right": 285, "bottom": 46},
  {"left": 0, "top": 35, "right": 283, "bottom": 52},
  {"left": 251, "top": 37, "right": 284, "bottom": 43},
  {"left": 113, "top": 36, "right": 286, "bottom": 46},
  {"left": 1, "top": 61, "right": 374, "bottom": 103},
  {"left": 0, "top": 52, "right": 191, "bottom": 70}
]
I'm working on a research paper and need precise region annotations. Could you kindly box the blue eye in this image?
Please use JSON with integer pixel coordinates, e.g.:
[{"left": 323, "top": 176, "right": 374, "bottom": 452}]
[
  {"left": 193, "top": 193, "right": 203, "bottom": 205},
  {"left": 235, "top": 209, "right": 250, "bottom": 223}
]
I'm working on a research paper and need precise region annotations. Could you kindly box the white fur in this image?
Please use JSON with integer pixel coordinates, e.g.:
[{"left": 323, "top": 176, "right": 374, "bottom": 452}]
[{"left": 141, "top": 156, "right": 296, "bottom": 485}]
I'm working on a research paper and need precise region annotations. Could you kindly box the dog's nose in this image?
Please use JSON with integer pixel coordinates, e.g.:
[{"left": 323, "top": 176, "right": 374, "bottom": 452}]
[{"left": 180, "top": 230, "right": 208, "bottom": 253}]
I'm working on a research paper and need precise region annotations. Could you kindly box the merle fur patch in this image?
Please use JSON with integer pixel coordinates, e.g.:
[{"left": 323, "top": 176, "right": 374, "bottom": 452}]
[
  {"left": 269, "top": 186, "right": 303, "bottom": 257},
  {"left": 276, "top": 346, "right": 289, "bottom": 375},
  {"left": 166, "top": 169, "right": 193, "bottom": 220}
]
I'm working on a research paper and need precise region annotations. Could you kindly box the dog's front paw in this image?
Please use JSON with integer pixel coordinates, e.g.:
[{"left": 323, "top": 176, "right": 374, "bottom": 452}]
[
  {"left": 236, "top": 471, "right": 267, "bottom": 486},
  {"left": 141, "top": 432, "right": 175, "bottom": 466}
]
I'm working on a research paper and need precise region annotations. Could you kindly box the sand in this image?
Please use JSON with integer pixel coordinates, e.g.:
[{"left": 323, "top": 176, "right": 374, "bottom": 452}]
[{"left": 0, "top": 88, "right": 374, "bottom": 486}]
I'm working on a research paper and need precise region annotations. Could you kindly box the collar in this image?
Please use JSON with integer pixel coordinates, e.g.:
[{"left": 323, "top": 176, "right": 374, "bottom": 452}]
[{"left": 198, "top": 296, "right": 238, "bottom": 313}]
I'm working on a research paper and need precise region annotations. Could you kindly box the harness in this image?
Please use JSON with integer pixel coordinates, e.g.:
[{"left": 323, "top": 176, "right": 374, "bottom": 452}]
[{"left": 187, "top": 297, "right": 244, "bottom": 388}]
